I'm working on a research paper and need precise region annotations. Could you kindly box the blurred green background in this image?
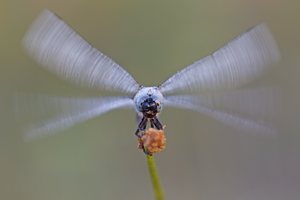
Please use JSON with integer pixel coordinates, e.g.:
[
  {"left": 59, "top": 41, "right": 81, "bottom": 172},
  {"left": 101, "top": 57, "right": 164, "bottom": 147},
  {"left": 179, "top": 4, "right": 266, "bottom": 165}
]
[{"left": 0, "top": 0, "right": 299, "bottom": 200}]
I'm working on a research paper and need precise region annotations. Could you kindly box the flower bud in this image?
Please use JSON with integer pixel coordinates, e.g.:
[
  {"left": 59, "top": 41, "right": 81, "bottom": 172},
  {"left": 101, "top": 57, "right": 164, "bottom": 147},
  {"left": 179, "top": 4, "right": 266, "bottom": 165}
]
[{"left": 138, "top": 128, "right": 166, "bottom": 155}]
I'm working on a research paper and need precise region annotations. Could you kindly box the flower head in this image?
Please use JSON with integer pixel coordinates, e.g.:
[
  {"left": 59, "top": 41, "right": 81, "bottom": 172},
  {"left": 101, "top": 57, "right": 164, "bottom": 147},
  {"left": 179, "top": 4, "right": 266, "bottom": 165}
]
[{"left": 138, "top": 128, "right": 166, "bottom": 155}]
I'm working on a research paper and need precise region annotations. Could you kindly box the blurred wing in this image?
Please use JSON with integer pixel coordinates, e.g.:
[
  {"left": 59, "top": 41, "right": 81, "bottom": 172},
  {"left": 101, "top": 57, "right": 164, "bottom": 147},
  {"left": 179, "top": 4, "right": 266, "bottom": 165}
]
[
  {"left": 13, "top": 95, "right": 134, "bottom": 140},
  {"left": 23, "top": 10, "right": 140, "bottom": 94},
  {"left": 159, "top": 24, "right": 280, "bottom": 95},
  {"left": 164, "top": 88, "right": 281, "bottom": 135}
]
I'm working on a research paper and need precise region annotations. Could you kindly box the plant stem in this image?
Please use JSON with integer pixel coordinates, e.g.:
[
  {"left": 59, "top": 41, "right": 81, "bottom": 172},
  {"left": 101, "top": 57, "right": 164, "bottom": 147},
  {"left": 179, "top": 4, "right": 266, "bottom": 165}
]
[{"left": 146, "top": 155, "right": 165, "bottom": 200}]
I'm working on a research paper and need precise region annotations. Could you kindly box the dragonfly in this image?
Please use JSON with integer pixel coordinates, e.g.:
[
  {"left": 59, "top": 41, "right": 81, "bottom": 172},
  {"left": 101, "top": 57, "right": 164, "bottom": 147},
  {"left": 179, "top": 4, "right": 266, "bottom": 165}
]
[{"left": 18, "top": 9, "right": 280, "bottom": 142}]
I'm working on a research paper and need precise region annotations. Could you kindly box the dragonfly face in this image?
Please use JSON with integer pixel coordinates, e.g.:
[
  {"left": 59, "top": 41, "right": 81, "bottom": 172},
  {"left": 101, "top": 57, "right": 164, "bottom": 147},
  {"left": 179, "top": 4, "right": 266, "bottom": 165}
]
[
  {"left": 133, "top": 87, "right": 164, "bottom": 118},
  {"left": 141, "top": 98, "right": 158, "bottom": 118}
]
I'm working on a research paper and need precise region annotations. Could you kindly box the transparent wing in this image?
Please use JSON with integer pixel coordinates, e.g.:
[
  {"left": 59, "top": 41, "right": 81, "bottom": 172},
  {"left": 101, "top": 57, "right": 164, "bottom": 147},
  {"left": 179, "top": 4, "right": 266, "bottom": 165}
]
[
  {"left": 164, "top": 88, "right": 281, "bottom": 135},
  {"left": 159, "top": 24, "right": 280, "bottom": 95},
  {"left": 13, "top": 95, "right": 134, "bottom": 140},
  {"left": 23, "top": 10, "right": 140, "bottom": 94}
]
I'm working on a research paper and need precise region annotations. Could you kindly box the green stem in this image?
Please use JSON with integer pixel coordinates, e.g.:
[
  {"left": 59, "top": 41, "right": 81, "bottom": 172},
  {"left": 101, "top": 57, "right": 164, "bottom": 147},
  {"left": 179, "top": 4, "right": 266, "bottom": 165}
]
[{"left": 146, "top": 155, "right": 165, "bottom": 200}]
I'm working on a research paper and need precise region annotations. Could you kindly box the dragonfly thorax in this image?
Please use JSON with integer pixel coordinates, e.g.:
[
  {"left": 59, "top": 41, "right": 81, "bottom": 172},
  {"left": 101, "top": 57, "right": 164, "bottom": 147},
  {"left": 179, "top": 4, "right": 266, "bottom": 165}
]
[{"left": 133, "top": 87, "right": 164, "bottom": 118}]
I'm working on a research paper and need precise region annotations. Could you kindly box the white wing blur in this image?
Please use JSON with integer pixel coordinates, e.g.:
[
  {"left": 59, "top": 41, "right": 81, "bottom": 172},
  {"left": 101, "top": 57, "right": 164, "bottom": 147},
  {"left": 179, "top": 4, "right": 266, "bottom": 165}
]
[
  {"left": 13, "top": 95, "right": 134, "bottom": 140},
  {"left": 23, "top": 10, "right": 140, "bottom": 94},
  {"left": 164, "top": 88, "right": 281, "bottom": 135},
  {"left": 159, "top": 24, "right": 280, "bottom": 95}
]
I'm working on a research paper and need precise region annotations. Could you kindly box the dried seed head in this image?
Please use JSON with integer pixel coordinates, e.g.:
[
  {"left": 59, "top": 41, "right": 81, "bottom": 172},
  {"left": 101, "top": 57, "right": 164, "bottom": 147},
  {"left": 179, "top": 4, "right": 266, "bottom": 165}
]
[{"left": 138, "top": 128, "right": 166, "bottom": 154}]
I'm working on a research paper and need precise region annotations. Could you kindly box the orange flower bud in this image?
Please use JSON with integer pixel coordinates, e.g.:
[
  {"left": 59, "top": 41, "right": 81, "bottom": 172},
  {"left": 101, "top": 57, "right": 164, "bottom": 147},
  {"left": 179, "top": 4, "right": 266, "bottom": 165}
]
[{"left": 138, "top": 128, "right": 166, "bottom": 155}]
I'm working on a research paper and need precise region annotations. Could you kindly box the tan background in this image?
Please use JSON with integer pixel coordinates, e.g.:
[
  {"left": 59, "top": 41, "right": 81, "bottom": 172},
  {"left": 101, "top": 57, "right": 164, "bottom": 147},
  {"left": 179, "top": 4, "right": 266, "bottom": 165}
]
[{"left": 0, "top": 0, "right": 299, "bottom": 200}]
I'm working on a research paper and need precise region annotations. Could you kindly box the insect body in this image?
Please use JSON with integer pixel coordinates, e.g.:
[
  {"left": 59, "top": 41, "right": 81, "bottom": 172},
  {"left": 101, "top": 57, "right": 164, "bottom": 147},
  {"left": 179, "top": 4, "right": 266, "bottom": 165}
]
[
  {"left": 19, "top": 10, "right": 280, "bottom": 142},
  {"left": 133, "top": 87, "right": 164, "bottom": 137}
]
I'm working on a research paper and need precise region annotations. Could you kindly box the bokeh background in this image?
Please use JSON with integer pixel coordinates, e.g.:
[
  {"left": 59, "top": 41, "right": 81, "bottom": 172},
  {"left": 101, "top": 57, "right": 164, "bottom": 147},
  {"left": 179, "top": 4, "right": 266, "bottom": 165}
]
[{"left": 1, "top": 0, "right": 299, "bottom": 200}]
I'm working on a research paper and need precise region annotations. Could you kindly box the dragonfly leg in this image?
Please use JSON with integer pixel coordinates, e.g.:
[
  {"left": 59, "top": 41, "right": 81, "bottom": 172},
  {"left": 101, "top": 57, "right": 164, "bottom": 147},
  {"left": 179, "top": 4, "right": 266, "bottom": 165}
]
[
  {"left": 152, "top": 116, "right": 163, "bottom": 130},
  {"left": 135, "top": 116, "right": 148, "bottom": 138},
  {"left": 135, "top": 116, "right": 151, "bottom": 154}
]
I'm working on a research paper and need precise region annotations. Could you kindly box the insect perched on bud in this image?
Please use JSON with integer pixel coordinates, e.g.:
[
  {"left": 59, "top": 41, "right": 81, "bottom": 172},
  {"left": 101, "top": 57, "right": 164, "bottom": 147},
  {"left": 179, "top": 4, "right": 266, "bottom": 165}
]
[
  {"left": 138, "top": 127, "right": 166, "bottom": 155},
  {"left": 21, "top": 10, "right": 281, "bottom": 143}
]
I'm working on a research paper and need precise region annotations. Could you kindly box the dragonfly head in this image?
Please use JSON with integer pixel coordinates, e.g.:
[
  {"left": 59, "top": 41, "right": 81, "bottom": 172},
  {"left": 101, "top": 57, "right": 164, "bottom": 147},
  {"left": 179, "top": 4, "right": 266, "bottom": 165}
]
[{"left": 134, "top": 87, "right": 164, "bottom": 118}]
